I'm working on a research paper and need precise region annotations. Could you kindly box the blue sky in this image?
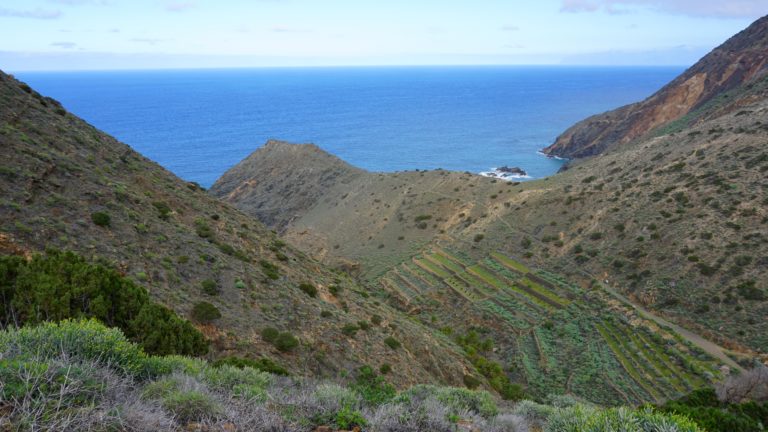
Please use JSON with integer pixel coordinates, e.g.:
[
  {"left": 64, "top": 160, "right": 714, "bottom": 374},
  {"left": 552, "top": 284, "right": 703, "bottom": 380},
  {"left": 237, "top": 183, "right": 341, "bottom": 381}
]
[{"left": 0, "top": 0, "right": 766, "bottom": 70}]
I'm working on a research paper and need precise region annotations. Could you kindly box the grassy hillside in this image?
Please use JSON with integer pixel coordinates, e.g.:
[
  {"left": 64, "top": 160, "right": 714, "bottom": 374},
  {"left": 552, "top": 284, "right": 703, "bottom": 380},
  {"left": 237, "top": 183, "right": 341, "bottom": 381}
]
[{"left": 0, "top": 70, "right": 488, "bottom": 391}]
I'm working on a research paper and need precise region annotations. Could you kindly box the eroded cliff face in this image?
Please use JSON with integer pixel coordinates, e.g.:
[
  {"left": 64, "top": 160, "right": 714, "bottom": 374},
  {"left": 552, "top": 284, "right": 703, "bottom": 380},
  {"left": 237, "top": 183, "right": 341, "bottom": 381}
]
[{"left": 543, "top": 15, "right": 768, "bottom": 159}]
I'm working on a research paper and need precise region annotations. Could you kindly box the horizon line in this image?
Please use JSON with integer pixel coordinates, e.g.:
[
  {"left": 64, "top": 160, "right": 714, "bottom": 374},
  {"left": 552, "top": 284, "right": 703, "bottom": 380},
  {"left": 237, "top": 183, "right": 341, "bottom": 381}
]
[{"left": 7, "top": 63, "right": 692, "bottom": 73}]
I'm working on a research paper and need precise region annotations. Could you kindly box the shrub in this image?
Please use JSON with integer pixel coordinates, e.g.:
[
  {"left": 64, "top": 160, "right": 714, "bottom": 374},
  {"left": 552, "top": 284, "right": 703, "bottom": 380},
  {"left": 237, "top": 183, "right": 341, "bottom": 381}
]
[
  {"left": 201, "top": 279, "right": 218, "bottom": 295},
  {"left": 321, "top": 310, "right": 333, "bottom": 318},
  {"left": 473, "top": 234, "right": 485, "bottom": 242},
  {"left": 151, "top": 201, "right": 171, "bottom": 220},
  {"left": 659, "top": 387, "right": 768, "bottom": 432},
  {"left": 371, "top": 314, "right": 383, "bottom": 325},
  {"left": 547, "top": 405, "right": 702, "bottom": 432},
  {"left": 272, "top": 332, "right": 299, "bottom": 352},
  {"left": 342, "top": 323, "right": 359, "bottom": 337},
  {"left": 261, "top": 327, "right": 280, "bottom": 343},
  {"left": 299, "top": 282, "right": 318, "bottom": 297},
  {"left": 352, "top": 365, "right": 396, "bottom": 405},
  {"left": 162, "top": 390, "right": 221, "bottom": 423},
  {"left": 211, "top": 356, "right": 289, "bottom": 376},
  {"left": 0, "top": 319, "right": 148, "bottom": 377},
  {"left": 194, "top": 218, "right": 213, "bottom": 239},
  {"left": 463, "top": 374, "right": 481, "bottom": 389},
  {"left": 191, "top": 302, "right": 221, "bottom": 323},
  {"left": 259, "top": 260, "right": 279, "bottom": 280},
  {"left": 379, "top": 364, "right": 392, "bottom": 374},
  {"left": 91, "top": 211, "right": 111, "bottom": 227},
  {"left": 336, "top": 405, "right": 367, "bottom": 430},
  {"left": 202, "top": 364, "right": 271, "bottom": 398},
  {"left": 328, "top": 285, "right": 342, "bottom": 296},
  {"left": 384, "top": 336, "right": 401, "bottom": 350},
  {"left": 357, "top": 320, "right": 371, "bottom": 331},
  {"left": 217, "top": 243, "right": 235, "bottom": 255},
  {"left": 0, "top": 251, "right": 207, "bottom": 356}
]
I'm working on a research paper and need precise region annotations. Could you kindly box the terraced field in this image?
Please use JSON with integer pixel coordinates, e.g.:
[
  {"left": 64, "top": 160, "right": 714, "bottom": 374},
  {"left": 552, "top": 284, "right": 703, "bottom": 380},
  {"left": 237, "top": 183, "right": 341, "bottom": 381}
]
[{"left": 377, "top": 248, "right": 725, "bottom": 405}]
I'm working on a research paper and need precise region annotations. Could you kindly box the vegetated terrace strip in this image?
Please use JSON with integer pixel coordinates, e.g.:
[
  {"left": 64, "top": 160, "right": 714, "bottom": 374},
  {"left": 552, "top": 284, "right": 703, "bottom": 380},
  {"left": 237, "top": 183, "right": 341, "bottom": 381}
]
[
  {"left": 595, "top": 322, "right": 662, "bottom": 402},
  {"left": 603, "top": 321, "right": 682, "bottom": 401},
  {"left": 597, "top": 282, "right": 744, "bottom": 372}
]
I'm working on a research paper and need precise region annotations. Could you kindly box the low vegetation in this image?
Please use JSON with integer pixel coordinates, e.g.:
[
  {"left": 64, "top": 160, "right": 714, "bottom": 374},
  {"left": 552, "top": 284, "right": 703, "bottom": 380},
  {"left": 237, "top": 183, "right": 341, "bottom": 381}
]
[{"left": 0, "top": 320, "right": 706, "bottom": 432}]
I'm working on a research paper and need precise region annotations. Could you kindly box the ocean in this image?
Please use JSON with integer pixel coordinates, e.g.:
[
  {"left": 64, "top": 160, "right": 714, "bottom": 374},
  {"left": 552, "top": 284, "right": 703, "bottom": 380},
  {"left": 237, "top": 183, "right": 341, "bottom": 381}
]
[{"left": 16, "top": 66, "right": 683, "bottom": 187}]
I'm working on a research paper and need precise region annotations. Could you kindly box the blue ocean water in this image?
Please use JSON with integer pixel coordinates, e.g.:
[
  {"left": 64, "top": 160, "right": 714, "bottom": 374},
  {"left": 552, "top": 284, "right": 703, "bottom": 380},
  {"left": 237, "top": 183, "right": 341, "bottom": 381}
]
[{"left": 17, "top": 66, "right": 682, "bottom": 187}]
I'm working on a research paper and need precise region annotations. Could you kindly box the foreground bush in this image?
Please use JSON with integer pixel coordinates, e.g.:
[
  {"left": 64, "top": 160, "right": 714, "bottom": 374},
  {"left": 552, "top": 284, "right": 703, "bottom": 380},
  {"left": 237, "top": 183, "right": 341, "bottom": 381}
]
[
  {"left": 0, "top": 250, "right": 208, "bottom": 356},
  {"left": 0, "top": 320, "right": 707, "bottom": 432},
  {"left": 658, "top": 386, "right": 768, "bottom": 432}
]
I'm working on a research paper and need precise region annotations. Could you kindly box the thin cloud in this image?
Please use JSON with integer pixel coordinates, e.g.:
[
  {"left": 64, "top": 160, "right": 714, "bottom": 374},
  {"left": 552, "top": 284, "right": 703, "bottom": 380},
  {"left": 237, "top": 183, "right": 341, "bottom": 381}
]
[
  {"left": 165, "top": 1, "right": 196, "bottom": 12},
  {"left": 270, "top": 26, "right": 311, "bottom": 33},
  {"left": 501, "top": 25, "right": 520, "bottom": 31},
  {"left": 129, "top": 38, "right": 165, "bottom": 45},
  {"left": 51, "top": 41, "right": 77, "bottom": 49},
  {"left": 0, "top": 7, "right": 62, "bottom": 19},
  {"left": 560, "top": 0, "right": 767, "bottom": 18},
  {"left": 48, "top": 0, "right": 112, "bottom": 5}
]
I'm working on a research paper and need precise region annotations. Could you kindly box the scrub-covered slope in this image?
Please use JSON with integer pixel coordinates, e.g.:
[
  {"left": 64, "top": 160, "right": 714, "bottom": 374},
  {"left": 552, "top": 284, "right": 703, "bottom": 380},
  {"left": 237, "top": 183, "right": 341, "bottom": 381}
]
[{"left": 0, "top": 70, "right": 479, "bottom": 390}]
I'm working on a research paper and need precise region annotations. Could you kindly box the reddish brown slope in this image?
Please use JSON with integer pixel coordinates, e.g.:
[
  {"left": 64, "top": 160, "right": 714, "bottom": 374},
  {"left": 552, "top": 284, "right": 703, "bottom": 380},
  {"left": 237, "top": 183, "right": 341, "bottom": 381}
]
[{"left": 543, "top": 15, "right": 768, "bottom": 158}]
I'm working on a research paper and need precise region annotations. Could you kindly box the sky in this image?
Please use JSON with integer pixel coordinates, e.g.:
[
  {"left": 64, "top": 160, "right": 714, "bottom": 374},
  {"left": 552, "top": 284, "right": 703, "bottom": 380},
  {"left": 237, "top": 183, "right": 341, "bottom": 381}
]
[{"left": 0, "top": 0, "right": 766, "bottom": 70}]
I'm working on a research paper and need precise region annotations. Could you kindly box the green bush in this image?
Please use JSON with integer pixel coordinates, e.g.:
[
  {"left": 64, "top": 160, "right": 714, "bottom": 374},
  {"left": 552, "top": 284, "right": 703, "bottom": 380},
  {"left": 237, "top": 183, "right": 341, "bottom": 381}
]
[
  {"left": 352, "top": 365, "right": 396, "bottom": 405},
  {"left": 658, "top": 388, "right": 768, "bottom": 432},
  {"left": 0, "top": 251, "right": 207, "bottom": 356},
  {"left": 320, "top": 310, "right": 333, "bottom": 318},
  {"left": 473, "top": 234, "right": 485, "bottom": 242},
  {"left": 202, "top": 364, "right": 271, "bottom": 398},
  {"left": 194, "top": 218, "right": 213, "bottom": 239},
  {"left": 191, "top": 302, "right": 221, "bottom": 323},
  {"left": 0, "top": 357, "right": 106, "bottom": 406},
  {"left": 91, "top": 211, "right": 111, "bottom": 227},
  {"left": 299, "top": 282, "right": 318, "bottom": 297},
  {"left": 396, "top": 385, "right": 498, "bottom": 418},
  {"left": 383, "top": 336, "right": 401, "bottom": 350},
  {"left": 259, "top": 260, "right": 280, "bottom": 280},
  {"left": 211, "top": 356, "right": 289, "bottom": 376},
  {"left": 0, "top": 319, "right": 148, "bottom": 377},
  {"left": 342, "top": 323, "right": 359, "bottom": 336},
  {"left": 217, "top": 243, "right": 235, "bottom": 255},
  {"left": 261, "top": 327, "right": 280, "bottom": 343},
  {"left": 371, "top": 314, "right": 382, "bottom": 325},
  {"left": 546, "top": 404, "right": 702, "bottom": 432},
  {"left": 201, "top": 279, "right": 219, "bottom": 295},
  {"left": 335, "top": 405, "right": 367, "bottom": 430},
  {"left": 274, "top": 332, "right": 299, "bottom": 352},
  {"left": 152, "top": 201, "right": 172, "bottom": 220},
  {"left": 379, "top": 363, "right": 392, "bottom": 374},
  {"left": 162, "top": 390, "right": 221, "bottom": 423}
]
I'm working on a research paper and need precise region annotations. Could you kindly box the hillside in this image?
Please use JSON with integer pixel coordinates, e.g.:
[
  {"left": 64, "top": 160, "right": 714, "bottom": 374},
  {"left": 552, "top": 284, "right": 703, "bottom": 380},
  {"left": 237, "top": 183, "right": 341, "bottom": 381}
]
[
  {"left": 210, "top": 140, "right": 365, "bottom": 231},
  {"left": 0, "top": 70, "right": 483, "bottom": 390},
  {"left": 542, "top": 14, "right": 768, "bottom": 158},
  {"left": 213, "top": 17, "right": 768, "bottom": 405}
]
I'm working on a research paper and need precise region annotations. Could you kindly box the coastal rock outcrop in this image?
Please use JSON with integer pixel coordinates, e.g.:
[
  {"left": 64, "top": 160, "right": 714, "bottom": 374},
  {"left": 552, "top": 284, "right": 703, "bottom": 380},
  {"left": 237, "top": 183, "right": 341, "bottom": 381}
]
[{"left": 542, "top": 14, "right": 768, "bottom": 159}]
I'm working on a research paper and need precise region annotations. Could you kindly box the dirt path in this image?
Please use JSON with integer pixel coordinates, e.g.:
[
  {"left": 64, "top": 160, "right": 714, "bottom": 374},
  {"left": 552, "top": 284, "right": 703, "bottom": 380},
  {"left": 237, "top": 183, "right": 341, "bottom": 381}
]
[{"left": 599, "top": 284, "right": 743, "bottom": 373}]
